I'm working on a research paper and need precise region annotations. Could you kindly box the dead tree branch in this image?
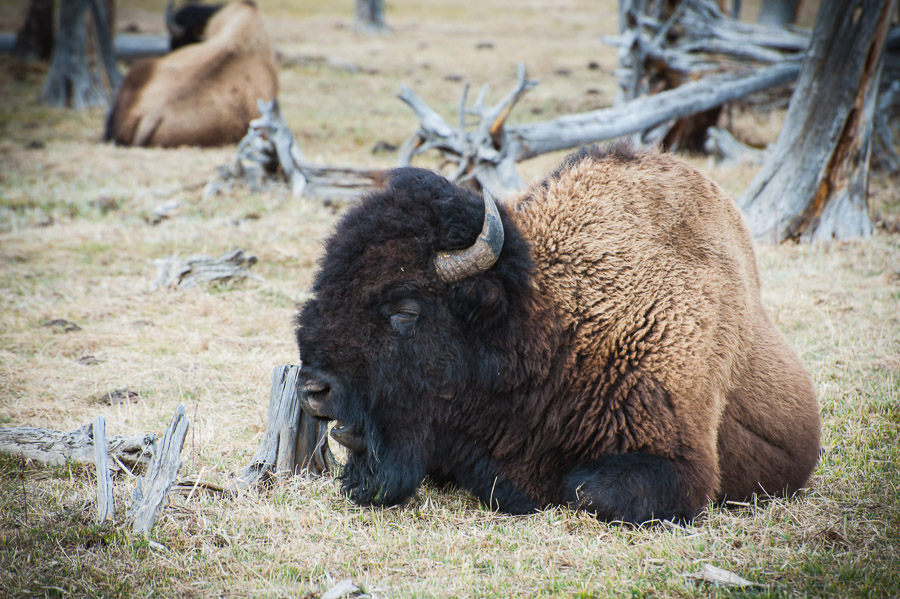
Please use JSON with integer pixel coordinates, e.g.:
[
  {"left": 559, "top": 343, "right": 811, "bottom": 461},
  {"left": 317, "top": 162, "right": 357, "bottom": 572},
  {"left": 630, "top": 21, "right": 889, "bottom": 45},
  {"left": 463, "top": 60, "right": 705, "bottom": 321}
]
[
  {"left": 398, "top": 62, "right": 538, "bottom": 196},
  {"left": 153, "top": 249, "right": 260, "bottom": 290},
  {"left": 206, "top": 100, "right": 387, "bottom": 202},
  {"left": 128, "top": 404, "right": 190, "bottom": 537}
]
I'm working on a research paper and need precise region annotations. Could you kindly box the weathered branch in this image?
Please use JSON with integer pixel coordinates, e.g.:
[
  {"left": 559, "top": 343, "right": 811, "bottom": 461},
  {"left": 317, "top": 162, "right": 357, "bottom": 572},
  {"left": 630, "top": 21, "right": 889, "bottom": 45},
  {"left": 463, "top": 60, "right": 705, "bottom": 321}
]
[
  {"left": 93, "top": 416, "right": 115, "bottom": 523},
  {"left": 704, "top": 126, "right": 766, "bottom": 165},
  {"left": 128, "top": 404, "right": 190, "bottom": 537},
  {"left": 508, "top": 61, "right": 800, "bottom": 160},
  {"left": 207, "top": 100, "right": 387, "bottom": 201},
  {"left": 0, "top": 423, "right": 155, "bottom": 470},
  {"left": 398, "top": 63, "right": 538, "bottom": 195},
  {"left": 153, "top": 249, "right": 260, "bottom": 290}
]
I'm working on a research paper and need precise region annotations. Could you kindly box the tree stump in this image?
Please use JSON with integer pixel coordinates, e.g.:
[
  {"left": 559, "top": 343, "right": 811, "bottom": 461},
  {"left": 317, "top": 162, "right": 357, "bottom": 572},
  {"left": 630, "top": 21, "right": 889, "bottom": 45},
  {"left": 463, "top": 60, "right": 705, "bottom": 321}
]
[
  {"left": 230, "top": 365, "right": 335, "bottom": 493},
  {"left": 738, "top": 0, "right": 894, "bottom": 242}
]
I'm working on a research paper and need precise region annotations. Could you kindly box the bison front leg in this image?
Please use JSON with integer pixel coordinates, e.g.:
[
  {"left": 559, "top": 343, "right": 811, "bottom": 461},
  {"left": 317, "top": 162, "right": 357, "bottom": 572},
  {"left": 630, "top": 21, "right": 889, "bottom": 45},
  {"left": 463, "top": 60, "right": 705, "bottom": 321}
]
[{"left": 562, "top": 451, "right": 714, "bottom": 523}]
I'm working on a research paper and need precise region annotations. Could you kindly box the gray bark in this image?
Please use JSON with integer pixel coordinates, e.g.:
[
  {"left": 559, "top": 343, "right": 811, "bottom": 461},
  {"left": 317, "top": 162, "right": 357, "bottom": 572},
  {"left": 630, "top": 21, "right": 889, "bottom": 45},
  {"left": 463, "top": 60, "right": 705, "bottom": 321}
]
[
  {"left": 508, "top": 60, "right": 800, "bottom": 160},
  {"left": 128, "top": 404, "right": 190, "bottom": 536},
  {"left": 93, "top": 416, "right": 115, "bottom": 523},
  {"left": 738, "top": 0, "right": 893, "bottom": 243},
  {"left": 354, "top": 0, "right": 389, "bottom": 34},
  {"left": 230, "top": 365, "right": 334, "bottom": 493},
  {"left": 756, "top": 0, "right": 799, "bottom": 27},
  {"left": 40, "top": 0, "right": 120, "bottom": 108},
  {"left": 207, "top": 100, "right": 387, "bottom": 201},
  {"left": 0, "top": 423, "right": 155, "bottom": 470},
  {"left": 153, "top": 249, "right": 260, "bottom": 290}
]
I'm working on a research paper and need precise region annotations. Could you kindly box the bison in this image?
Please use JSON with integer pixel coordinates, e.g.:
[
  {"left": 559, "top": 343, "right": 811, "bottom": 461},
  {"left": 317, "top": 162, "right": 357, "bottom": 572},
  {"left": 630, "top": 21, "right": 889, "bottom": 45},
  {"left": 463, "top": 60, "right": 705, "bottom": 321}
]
[
  {"left": 104, "top": 0, "right": 277, "bottom": 148},
  {"left": 295, "top": 145, "right": 821, "bottom": 523},
  {"left": 166, "top": 1, "right": 223, "bottom": 50}
]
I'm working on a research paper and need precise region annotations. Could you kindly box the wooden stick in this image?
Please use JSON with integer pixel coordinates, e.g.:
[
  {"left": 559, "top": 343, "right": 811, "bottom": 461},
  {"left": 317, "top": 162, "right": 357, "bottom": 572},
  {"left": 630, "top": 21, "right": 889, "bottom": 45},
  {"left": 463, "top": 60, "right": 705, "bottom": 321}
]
[
  {"left": 93, "top": 416, "right": 115, "bottom": 524},
  {"left": 129, "top": 404, "right": 190, "bottom": 537}
]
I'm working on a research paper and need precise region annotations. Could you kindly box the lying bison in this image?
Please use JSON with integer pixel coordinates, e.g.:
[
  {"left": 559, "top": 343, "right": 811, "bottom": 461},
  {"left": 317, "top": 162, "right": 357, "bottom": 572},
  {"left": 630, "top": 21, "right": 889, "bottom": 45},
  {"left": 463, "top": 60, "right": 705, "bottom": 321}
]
[
  {"left": 104, "top": 0, "right": 277, "bottom": 147},
  {"left": 296, "top": 145, "right": 821, "bottom": 523}
]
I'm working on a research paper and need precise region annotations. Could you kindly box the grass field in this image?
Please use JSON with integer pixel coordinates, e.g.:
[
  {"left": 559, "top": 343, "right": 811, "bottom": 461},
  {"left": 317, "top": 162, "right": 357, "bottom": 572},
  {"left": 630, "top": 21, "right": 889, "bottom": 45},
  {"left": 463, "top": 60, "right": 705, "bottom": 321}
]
[{"left": 1, "top": 0, "right": 899, "bottom": 597}]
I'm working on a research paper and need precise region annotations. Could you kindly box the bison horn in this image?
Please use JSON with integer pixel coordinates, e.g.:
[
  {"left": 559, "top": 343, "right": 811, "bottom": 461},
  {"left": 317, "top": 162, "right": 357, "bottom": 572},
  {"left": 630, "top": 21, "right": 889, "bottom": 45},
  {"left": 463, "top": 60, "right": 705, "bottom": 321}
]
[
  {"left": 165, "top": 0, "right": 185, "bottom": 37},
  {"left": 433, "top": 189, "right": 505, "bottom": 284}
]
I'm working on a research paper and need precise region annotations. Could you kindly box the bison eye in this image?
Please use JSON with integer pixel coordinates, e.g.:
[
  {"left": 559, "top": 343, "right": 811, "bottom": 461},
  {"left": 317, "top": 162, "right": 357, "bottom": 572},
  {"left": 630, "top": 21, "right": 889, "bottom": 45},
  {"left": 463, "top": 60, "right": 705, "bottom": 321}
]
[{"left": 387, "top": 299, "right": 421, "bottom": 335}]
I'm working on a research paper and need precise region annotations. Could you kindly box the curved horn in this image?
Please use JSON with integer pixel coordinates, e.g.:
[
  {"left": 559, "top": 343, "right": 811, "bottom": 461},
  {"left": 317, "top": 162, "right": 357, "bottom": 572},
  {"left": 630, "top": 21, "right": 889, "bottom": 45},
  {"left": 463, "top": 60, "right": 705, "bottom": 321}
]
[
  {"left": 433, "top": 189, "right": 505, "bottom": 284},
  {"left": 165, "top": 0, "right": 185, "bottom": 37}
]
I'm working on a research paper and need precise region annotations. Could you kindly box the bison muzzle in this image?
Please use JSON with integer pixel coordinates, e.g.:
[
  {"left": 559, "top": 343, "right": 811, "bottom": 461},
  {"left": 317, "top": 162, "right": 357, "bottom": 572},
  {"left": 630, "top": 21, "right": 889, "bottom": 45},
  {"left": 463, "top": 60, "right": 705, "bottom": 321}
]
[{"left": 295, "top": 144, "right": 821, "bottom": 523}]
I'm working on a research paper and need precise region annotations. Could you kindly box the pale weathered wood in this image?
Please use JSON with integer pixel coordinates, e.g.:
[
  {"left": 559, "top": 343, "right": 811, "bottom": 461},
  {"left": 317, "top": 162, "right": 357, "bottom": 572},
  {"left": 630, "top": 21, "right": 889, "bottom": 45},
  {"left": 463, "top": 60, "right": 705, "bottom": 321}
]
[
  {"left": 398, "top": 63, "right": 538, "bottom": 195},
  {"left": 738, "top": 0, "right": 892, "bottom": 243},
  {"left": 607, "top": 0, "right": 808, "bottom": 148},
  {"left": 153, "top": 249, "right": 260, "bottom": 290},
  {"left": 704, "top": 127, "right": 765, "bottom": 166},
  {"left": 231, "top": 365, "right": 334, "bottom": 493},
  {"left": 93, "top": 416, "right": 115, "bottom": 523},
  {"left": 508, "top": 60, "right": 800, "bottom": 160},
  {"left": 128, "top": 404, "right": 190, "bottom": 536},
  {"left": 0, "top": 423, "right": 155, "bottom": 470},
  {"left": 206, "top": 100, "right": 387, "bottom": 201}
]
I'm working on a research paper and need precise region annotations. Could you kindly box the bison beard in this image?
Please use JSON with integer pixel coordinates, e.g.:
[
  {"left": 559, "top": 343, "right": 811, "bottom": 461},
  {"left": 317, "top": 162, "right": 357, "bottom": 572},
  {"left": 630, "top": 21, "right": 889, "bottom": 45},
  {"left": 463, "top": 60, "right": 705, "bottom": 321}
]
[{"left": 295, "top": 145, "right": 821, "bottom": 523}]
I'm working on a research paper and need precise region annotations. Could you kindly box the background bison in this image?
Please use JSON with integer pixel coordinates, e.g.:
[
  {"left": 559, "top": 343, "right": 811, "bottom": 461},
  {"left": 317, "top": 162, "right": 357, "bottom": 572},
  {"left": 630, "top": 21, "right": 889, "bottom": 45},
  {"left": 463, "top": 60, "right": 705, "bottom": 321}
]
[
  {"left": 296, "top": 145, "right": 821, "bottom": 523},
  {"left": 104, "top": 0, "right": 277, "bottom": 147}
]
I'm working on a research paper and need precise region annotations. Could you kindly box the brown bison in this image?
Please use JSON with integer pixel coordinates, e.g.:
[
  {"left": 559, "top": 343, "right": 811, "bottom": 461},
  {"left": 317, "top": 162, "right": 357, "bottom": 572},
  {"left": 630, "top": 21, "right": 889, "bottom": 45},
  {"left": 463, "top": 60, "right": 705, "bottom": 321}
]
[
  {"left": 104, "top": 0, "right": 277, "bottom": 148},
  {"left": 295, "top": 145, "right": 821, "bottom": 523}
]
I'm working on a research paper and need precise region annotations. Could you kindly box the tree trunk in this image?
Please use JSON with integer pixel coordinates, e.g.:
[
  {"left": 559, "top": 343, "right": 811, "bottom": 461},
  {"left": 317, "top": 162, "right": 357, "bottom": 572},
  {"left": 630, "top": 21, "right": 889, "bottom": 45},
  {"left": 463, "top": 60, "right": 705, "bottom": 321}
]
[
  {"left": 40, "top": 0, "right": 120, "bottom": 108},
  {"left": 354, "top": 0, "right": 389, "bottom": 34},
  {"left": 13, "top": 0, "right": 53, "bottom": 60},
  {"left": 757, "top": 0, "right": 799, "bottom": 27},
  {"left": 738, "top": 0, "right": 894, "bottom": 243}
]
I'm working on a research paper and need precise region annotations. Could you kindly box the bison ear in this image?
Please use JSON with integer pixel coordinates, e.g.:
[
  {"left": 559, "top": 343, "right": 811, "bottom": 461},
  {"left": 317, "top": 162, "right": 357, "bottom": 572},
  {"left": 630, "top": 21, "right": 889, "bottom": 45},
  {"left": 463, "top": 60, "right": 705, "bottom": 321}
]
[{"left": 449, "top": 278, "right": 507, "bottom": 329}]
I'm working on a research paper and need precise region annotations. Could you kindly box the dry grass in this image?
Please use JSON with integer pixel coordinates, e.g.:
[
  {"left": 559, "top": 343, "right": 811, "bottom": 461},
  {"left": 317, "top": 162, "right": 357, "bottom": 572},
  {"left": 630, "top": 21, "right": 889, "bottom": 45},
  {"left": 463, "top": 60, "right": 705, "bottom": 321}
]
[{"left": 1, "top": 0, "right": 899, "bottom": 597}]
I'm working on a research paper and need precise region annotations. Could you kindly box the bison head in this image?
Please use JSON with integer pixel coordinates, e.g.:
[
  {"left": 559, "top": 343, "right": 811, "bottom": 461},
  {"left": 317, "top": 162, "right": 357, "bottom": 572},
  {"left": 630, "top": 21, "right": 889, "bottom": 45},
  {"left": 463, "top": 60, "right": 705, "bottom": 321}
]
[
  {"left": 295, "top": 168, "right": 533, "bottom": 507},
  {"left": 166, "top": 0, "right": 223, "bottom": 50}
]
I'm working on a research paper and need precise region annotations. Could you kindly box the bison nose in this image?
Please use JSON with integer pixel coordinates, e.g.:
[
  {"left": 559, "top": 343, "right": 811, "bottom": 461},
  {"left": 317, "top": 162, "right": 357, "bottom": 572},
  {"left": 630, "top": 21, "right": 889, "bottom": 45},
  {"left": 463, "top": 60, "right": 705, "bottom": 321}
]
[{"left": 298, "top": 376, "right": 333, "bottom": 419}]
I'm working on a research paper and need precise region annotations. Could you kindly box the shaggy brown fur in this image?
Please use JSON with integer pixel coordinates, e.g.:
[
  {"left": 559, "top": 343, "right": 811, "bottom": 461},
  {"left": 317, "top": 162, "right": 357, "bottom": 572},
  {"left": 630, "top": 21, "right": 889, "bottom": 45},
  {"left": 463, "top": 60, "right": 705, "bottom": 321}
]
[
  {"left": 294, "top": 144, "right": 821, "bottom": 522},
  {"left": 506, "top": 145, "right": 820, "bottom": 512},
  {"left": 104, "top": 1, "right": 277, "bottom": 147}
]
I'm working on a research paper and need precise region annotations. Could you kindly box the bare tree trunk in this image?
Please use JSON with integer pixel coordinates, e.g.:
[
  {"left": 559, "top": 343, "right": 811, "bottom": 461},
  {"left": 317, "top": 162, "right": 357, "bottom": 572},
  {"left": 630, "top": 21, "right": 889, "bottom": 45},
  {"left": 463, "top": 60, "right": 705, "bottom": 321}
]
[
  {"left": 354, "top": 0, "right": 389, "bottom": 34},
  {"left": 13, "top": 0, "right": 53, "bottom": 60},
  {"left": 40, "top": 0, "right": 120, "bottom": 108},
  {"left": 738, "top": 0, "right": 894, "bottom": 243}
]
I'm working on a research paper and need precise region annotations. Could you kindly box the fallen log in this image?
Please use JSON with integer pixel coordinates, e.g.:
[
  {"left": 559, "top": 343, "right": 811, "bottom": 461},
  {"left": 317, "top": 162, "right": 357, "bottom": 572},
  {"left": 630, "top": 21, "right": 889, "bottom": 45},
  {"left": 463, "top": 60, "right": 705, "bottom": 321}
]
[
  {"left": 606, "top": 0, "right": 808, "bottom": 149},
  {"left": 400, "top": 61, "right": 800, "bottom": 189},
  {"left": 0, "top": 423, "right": 155, "bottom": 470},
  {"left": 508, "top": 61, "right": 800, "bottom": 161},
  {"left": 128, "top": 404, "right": 190, "bottom": 536}
]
